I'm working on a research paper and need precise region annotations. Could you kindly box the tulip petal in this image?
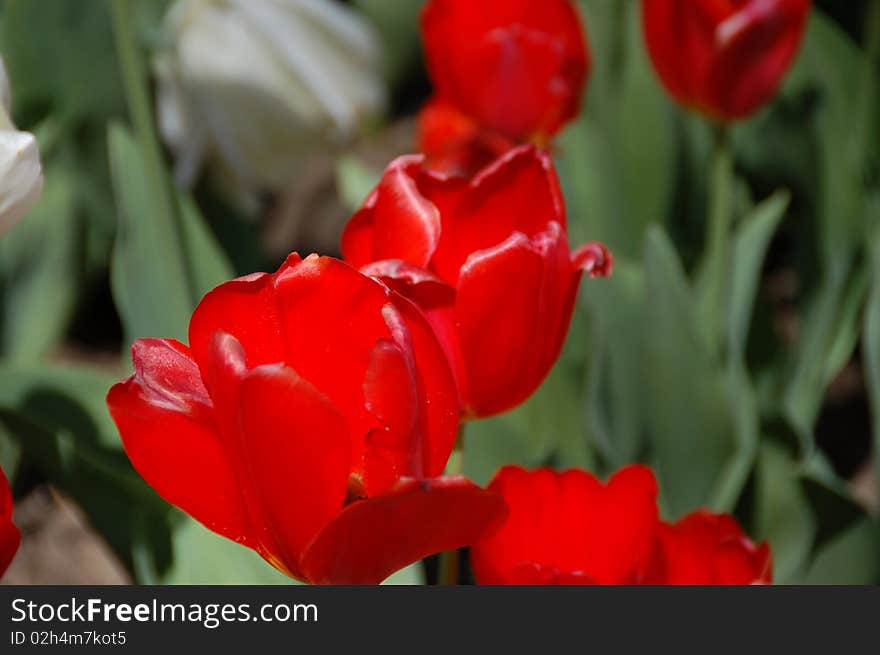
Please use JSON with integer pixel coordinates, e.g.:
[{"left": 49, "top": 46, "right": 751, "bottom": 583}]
[
  {"left": 107, "top": 339, "right": 253, "bottom": 546},
  {"left": 422, "top": 0, "right": 588, "bottom": 141},
  {"left": 189, "top": 256, "right": 298, "bottom": 373},
  {"left": 454, "top": 233, "right": 544, "bottom": 417},
  {"left": 707, "top": 0, "right": 809, "bottom": 119},
  {"left": 370, "top": 157, "right": 441, "bottom": 268},
  {"left": 237, "top": 363, "right": 351, "bottom": 579},
  {"left": 472, "top": 465, "right": 659, "bottom": 585},
  {"left": 362, "top": 330, "right": 422, "bottom": 493},
  {"left": 431, "top": 146, "right": 565, "bottom": 284},
  {"left": 192, "top": 254, "right": 394, "bottom": 457},
  {"left": 647, "top": 510, "right": 772, "bottom": 584},
  {"left": 300, "top": 476, "right": 507, "bottom": 585}
]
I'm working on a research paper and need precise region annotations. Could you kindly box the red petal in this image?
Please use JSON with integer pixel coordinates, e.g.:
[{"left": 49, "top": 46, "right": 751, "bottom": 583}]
[
  {"left": 236, "top": 364, "right": 351, "bottom": 579},
  {"left": 707, "top": 0, "right": 810, "bottom": 119},
  {"left": 362, "top": 317, "right": 422, "bottom": 494},
  {"left": 341, "top": 193, "right": 379, "bottom": 270},
  {"left": 642, "top": 0, "right": 725, "bottom": 110},
  {"left": 417, "top": 97, "right": 514, "bottom": 176},
  {"left": 300, "top": 476, "right": 507, "bottom": 584},
  {"left": 647, "top": 510, "right": 772, "bottom": 584},
  {"left": 422, "top": 0, "right": 589, "bottom": 140},
  {"left": 471, "top": 465, "right": 659, "bottom": 585},
  {"left": 192, "top": 255, "right": 394, "bottom": 470},
  {"left": 189, "top": 256, "right": 301, "bottom": 373},
  {"left": 389, "top": 295, "right": 461, "bottom": 476},
  {"left": 431, "top": 146, "right": 566, "bottom": 285},
  {"left": 0, "top": 466, "right": 19, "bottom": 576},
  {"left": 107, "top": 339, "right": 253, "bottom": 546}
]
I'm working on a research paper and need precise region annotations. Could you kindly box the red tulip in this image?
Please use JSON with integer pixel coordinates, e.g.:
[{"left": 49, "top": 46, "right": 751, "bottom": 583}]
[
  {"left": 642, "top": 0, "right": 811, "bottom": 121},
  {"left": 419, "top": 0, "right": 590, "bottom": 173},
  {"left": 0, "top": 465, "right": 20, "bottom": 577},
  {"left": 342, "top": 145, "right": 612, "bottom": 419},
  {"left": 646, "top": 510, "right": 772, "bottom": 584},
  {"left": 107, "top": 254, "right": 506, "bottom": 584},
  {"left": 470, "top": 465, "right": 660, "bottom": 584}
]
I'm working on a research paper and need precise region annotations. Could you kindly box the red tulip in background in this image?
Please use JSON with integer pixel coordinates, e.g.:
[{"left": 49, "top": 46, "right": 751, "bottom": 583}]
[
  {"left": 0, "top": 465, "right": 20, "bottom": 577},
  {"left": 107, "top": 254, "right": 507, "bottom": 584},
  {"left": 419, "top": 0, "right": 590, "bottom": 173},
  {"left": 642, "top": 0, "right": 811, "bottom": 121},
  {"left": 471, "top": 465, "right": 771, "bottom": 585},
  {"left": 342, "top": 145, "right": 612, "bottom": 419},
  {"left": 645, "top": 510, "right": 772, "bottom": 584}
]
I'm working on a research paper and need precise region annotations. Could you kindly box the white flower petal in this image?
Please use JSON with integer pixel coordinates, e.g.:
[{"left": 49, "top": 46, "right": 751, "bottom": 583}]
[{"left": 0, "top": 129, "right": 44, "bottom": 236}]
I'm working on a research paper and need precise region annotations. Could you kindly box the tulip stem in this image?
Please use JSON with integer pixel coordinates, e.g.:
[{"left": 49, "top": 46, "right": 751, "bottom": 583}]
[
  {"left": 437, "top": 424, "right": 467, "bottom": 585},
  {"left": 699, "top": 123, "right": 735, "bottom": 356}
]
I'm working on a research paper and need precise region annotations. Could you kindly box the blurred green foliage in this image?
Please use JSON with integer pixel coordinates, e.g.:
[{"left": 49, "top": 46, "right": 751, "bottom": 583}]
[{"left": 0, "top": 0, "right": 877, "bottom": 585}]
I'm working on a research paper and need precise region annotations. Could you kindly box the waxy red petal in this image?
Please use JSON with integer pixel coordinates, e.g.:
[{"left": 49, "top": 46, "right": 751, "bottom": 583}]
[
  {"left": 454, "top": 233, "right": 558, "bottom": 418},
  {"left": 431, "top": 146, "right": 566, "bottom": 285},
  {"left": 300, "top": 476, "right": 507, "bottom": 585},
  {"left": 236, "top": 364, "right": 351, "bottom": 579},
  {"left": 107, "top": 339, "right": 253, "bottom": 546},
  {"left": 471, "top": 465, "right": 659, "bottom": 585}
]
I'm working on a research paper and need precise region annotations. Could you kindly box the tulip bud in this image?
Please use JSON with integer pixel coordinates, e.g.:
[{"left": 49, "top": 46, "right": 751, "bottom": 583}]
[
  {"left": 0, "top": 57, "right": 43, "bottom": 237},
  {"left": 418, "top": 0, "right": 590, "bottom": 174},
  {"left": 642, "top": 0, "right": 811, "bottom": 121},
  {"left": 155, "top": 0, "right": 388, "bottom": 191}
]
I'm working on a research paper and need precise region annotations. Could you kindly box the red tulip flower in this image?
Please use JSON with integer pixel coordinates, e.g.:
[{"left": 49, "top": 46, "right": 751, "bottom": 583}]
[
  {"left": 642, "top": 0, "right": 811, "bottom": 121},
  {"left": 419, "top": 0, "right": 590, "bottom": 173},
  {"left": 646, "top": 510, "right": 772, "bottom": 584},
  {"left": 107, "top": 254, "right": 506, "bottom": 584},
  {"left": 471, "top": 465, "right": 772, "bottom": 585},
  {"left": 470, "top": 465, "right": 660, "bottom": 584},
  {"left": 342, "top": 145, "right": 612, "bottom": 419},
  {"left": 0, "top": 465, "right": 20, "bottom": 577}
]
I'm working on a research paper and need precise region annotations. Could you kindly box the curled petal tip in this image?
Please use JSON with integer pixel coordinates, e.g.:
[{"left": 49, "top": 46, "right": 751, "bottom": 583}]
[{"left": 573, "top": 242, "right": 613, "bottom": 278}]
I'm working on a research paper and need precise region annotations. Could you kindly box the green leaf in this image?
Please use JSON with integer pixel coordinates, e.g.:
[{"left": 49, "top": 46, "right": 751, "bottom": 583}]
[
  {"left": 582, "top": 259, "right": 646, "bottom": 467},
  {"left": 0, "top": 363, "right": 122, "bottom": 450},
  {"left": 155, "top": 515, "right": 297, "bottom": 585},
  {"left": 0, "top": 397, "right": 171, "bottom": 576},
  {"left": 752, "top": 441, "right": 815, "bottom": 583},
  {"left": 558, "top": 1, "right": 676, "bottom": 259},
  {"left": 176, "top": 192, "right": 235, "bottom": 301},
  {"left": 727, "top": 191, "right": 790, "bottom": 360},
  {"left": 108, "top": 124, "right": 233, "bottom": 347},
  {"left": 0, "top": 0, "right": 124, "bottom": 125},
  {"left": 866, "top": 215, "right": 880, "bottom": 497},
  {"left": 798, "top": 519, "right": 880, "bottom": 585},
  {"left": 641, "top": 227, "right": 737, "bottom": 516},
  {"left": 0, "top": 165, "right": 82, "bottom": 362},
  {"left": 335, "top": 156, "right": 381, "bottom": 212},
  {"left": 383, "top": 563, "right": 425, "bottom": 585}
]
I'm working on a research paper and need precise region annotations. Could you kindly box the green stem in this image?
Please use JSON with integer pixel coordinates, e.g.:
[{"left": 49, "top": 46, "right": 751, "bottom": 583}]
[
  {"left": 700, "top": 123, "right": 735, "bottom": 355},
  {"left": 438, "top": 424, "right": 466, "bottom": 585}
]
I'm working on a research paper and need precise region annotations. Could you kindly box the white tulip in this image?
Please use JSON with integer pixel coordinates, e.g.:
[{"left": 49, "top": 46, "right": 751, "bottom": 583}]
[
  {"left": 0, "top": 56, "right": 43, "bottom": 237},
  {"left": 156, "top": 0, "right": 387, "bottom": 192}
]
